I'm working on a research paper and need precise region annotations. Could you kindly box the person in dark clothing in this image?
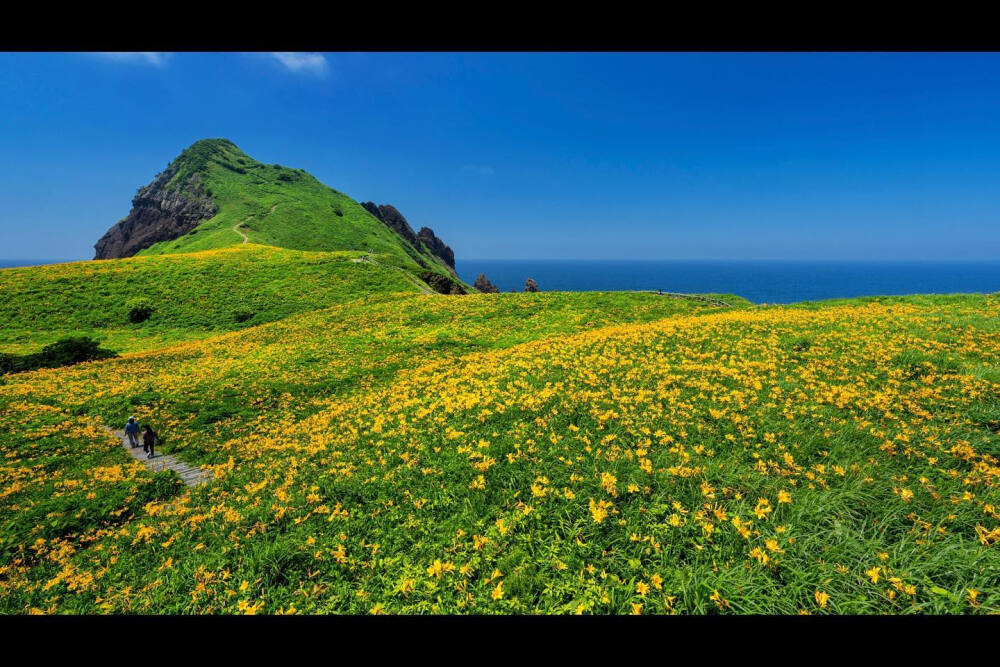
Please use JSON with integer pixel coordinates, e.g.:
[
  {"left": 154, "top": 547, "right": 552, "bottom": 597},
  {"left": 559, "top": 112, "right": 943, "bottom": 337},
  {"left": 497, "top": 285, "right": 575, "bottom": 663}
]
[
  {"left": 124, "top": 417, "right": 140, "bottom": 448},
  {"left": 141, "top": 425, "right": 157, "bottom": 459}
]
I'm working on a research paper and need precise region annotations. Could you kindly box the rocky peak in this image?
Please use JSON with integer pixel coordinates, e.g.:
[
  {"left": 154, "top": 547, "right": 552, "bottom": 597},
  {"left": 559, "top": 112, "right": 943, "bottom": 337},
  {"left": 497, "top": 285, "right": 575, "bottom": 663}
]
[
  {"left": 360, "top": 201, "right": 456, "bottom": 270},
  {"left": 359, "top": 201, "right": 381, "bottom": 220},
  {"left": 417, "top": 227, "right": 455, "bottom": 269},
  {"left": 94, "top": 163, "right": 217, "bottom": 260},
  {"left": 360, "top": 202, "right": 421, "bottom": 249}
]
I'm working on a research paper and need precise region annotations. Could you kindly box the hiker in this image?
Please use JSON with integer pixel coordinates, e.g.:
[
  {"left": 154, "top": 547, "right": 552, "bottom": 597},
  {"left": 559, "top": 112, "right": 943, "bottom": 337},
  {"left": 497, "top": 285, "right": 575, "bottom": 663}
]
[
  {"left": 124, "top": 416, "right": 140, "bottom": 448},
  {"left": 141, "top": 424, "right": 158, "bottom": 459}
]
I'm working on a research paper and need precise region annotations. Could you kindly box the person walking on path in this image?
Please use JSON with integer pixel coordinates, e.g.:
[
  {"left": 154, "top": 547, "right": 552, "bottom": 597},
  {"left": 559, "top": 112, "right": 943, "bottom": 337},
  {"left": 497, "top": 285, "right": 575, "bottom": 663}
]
[
  {"left": 141, "top": 425, "right": 158, "bottom": 459},
  {"left": 124, "top": 417, "right": 140, "bottom": 448}
]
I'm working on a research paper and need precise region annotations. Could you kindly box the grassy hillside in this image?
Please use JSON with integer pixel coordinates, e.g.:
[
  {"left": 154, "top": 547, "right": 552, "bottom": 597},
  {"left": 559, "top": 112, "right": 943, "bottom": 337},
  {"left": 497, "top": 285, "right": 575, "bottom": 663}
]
[
  {"left": 1, "top": 292, "right": 733, "bottom": 459},
  {"left": 2, "top": 292, "right": 998, "bottom": 614},
  {"left": 134, "top": 139, "right": 457, "bottom": 284},
  {"left": 0, "top": 245, "right": 420, "bottom": 355},
  {"left": 4, "top": 136, "right": 997, "bottom": 614}
]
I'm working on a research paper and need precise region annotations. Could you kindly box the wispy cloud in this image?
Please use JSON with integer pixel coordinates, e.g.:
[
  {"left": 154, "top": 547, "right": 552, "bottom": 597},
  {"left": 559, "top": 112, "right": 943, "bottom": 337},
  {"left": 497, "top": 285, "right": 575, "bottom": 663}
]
[
  {"left": 93, "top": 52, "right": 171, "bottom": 67},
  {"left": 269, "top": 52, "right": 328, "bottom": 75},
  {"left": 462, "top": 164, "right": 496, "bottom": 176}
]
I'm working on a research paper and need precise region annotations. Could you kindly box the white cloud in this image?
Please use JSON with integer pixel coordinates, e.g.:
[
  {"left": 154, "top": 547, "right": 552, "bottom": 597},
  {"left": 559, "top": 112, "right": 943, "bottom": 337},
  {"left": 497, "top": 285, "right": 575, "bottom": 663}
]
[
  {"left": 269, "top": 52, "right": 328, "bottom": 75},
  {"left": 93, "top": 52, "right": 171, "bottom": 67}
]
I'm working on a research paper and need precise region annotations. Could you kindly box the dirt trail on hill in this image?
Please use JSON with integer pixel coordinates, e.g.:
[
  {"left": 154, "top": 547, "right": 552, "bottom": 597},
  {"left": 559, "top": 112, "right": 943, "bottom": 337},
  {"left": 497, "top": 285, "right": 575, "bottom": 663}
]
[
  {"left": 232, "top": 204, "right": 279, "bottom": 244},
  {"left": 109, "top": 427, "right": 213, "bottom": 486},
  {"left": 231, "top": 222, "right": 249, "bottom": 244}
]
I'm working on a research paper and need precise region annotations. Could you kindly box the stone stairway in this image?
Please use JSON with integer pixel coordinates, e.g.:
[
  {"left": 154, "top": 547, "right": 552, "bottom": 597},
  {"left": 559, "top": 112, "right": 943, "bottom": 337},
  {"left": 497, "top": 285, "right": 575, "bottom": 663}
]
[{"left": 113, "top": 429, "right": 213, "bottom": 486}]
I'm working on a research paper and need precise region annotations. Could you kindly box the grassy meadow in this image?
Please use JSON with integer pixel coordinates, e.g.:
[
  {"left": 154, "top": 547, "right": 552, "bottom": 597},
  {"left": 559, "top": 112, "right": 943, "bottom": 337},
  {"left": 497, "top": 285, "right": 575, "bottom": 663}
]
[
  {"left": 1, "top": 243, "right": 998, "bottom": 615},
  {"left": 0, "top": 245, "right": 419, "bottom": 354}
]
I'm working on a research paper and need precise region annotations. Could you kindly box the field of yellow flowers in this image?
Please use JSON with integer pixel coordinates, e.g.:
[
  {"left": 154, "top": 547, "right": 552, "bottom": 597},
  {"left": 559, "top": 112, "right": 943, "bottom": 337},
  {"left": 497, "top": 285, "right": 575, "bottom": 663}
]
[{"left": 2, "top": 285, "right": 998, "bottom": 614}]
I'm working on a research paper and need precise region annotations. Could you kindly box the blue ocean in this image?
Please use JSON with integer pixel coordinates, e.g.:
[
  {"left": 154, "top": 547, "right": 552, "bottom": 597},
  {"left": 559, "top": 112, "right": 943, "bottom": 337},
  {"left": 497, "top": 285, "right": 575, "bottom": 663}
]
[
  {"left": 0, "top": 260, "right": 78, "bottom": 269},
  {"left": 457, "top": 260, "right": 1000, "bottom": 305}
]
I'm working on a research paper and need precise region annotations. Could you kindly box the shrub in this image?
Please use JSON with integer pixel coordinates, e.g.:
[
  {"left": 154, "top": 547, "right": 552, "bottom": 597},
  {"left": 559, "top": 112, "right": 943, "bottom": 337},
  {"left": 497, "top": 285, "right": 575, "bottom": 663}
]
[
  {"left": 218, "top": 161, "right": 247, "bottom": 174},
  {"left": 0, "top": 336, "right": 117, "bottom": 375},
  {"left": 37, "top": 337, "right": 117, "bottom": 367},
  {"left": 126, "top": 297, "right": 154, "bottom": 323}
]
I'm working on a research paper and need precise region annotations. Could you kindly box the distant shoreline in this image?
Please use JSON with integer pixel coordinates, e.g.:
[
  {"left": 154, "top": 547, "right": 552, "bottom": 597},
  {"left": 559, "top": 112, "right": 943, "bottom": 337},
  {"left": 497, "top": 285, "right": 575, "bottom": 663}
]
[
  {"left": 458, "top": 258, "right": 1000, "bottom": 304},
  {"left": 0, "top": 259, "right": 80, "bottom": 269}
]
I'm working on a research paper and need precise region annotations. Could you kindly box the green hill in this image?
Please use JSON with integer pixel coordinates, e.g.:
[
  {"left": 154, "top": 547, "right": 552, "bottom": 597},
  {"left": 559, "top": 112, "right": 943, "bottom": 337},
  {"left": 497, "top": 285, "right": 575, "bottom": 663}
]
[{"left": 94, "top": 139, "right": 462, "bottom": 290}]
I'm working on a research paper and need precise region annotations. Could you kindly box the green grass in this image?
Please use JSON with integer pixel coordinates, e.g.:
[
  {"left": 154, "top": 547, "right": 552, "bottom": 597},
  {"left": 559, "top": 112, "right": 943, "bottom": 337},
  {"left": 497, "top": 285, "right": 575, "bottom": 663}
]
[
  {"left": 2, "top": 290, "right": 735, "bottom": 460},
  {"left": 0, "top": 406, "right": 185, "bottom": 571},
  {"left": 2, "top": 290, "right": 999, "bottom": 614},
  {"left": 0, "top": 288, "right": 738, "bottom": 613},
  {"left": 0, "top": 245, "right": 420, "bottom": 355},
  {"left": 136, "top": 139, "right": 459, "bottom": 286}
]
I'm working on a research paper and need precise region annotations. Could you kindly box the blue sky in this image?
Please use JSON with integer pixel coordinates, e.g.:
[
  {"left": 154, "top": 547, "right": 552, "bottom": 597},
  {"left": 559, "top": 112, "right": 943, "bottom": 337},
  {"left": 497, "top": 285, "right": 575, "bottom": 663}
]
[{"left": 2, "top": 52, "right": 999, "bottom": 261}]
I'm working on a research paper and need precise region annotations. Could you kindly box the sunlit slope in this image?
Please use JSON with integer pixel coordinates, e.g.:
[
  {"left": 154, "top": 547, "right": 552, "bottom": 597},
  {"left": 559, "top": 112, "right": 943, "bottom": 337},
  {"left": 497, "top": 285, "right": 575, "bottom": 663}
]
[
  {"left": 250, "top": 294, "right": 997, "bottom": 614},
  {"left": 2, "top": 292, "right": 731, "bottom": 460},
  {"left": 135, "top": 139, "right": 456, "bottom": 281},
  {"left": 0, "top": 291, "right": 730, "bottom": 613},
  {"left": 0, "top": 245, "right": 419, "bottom": 354},
  {"left": 2, "top": 293, "right": 999, "bottom": 614}
]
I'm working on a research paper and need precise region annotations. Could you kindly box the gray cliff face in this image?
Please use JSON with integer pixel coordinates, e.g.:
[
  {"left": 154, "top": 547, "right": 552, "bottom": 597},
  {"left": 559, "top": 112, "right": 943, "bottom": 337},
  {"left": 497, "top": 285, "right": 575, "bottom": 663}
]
[
  {"left": 93, "top": 167, "right": 217, "bottom": 259},
  {"left": 359, "top": 201, "right": 382, "bottom": 221},
  {"left": 360, "top": 201, "right": 456, "bottom": 271},
  {"left": 360, "top": 202, "right": 422, "bottom": 249},
  {"left": 417, "top": 226, "right": 455, "bottom": 269}
]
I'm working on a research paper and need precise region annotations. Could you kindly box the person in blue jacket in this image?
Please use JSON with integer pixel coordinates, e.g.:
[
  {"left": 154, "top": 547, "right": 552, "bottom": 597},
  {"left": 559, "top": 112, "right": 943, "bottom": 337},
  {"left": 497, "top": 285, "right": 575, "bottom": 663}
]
[{"left": 124, "top": 416, "right": 140, "bottom": 448}]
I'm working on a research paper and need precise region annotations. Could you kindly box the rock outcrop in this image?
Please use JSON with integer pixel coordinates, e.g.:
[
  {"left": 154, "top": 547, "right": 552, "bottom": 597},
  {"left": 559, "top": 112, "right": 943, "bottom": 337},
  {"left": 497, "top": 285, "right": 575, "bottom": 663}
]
[
  {"left": 360, "top": 202, "right": 422, "bottom": 249},
  {"left": 94, "top": 167, "right": 217, "bottom": 259},
  {"left": 417, "top": 227, "right": 455, "bottom": 269},
  {"left": 359, "top": 201, "right": 382, "bottom": 221},
  {"left": 474, "top": 273, "right": 500, "bottom": 293},
  {"left": 419, "top": 271, "right": 466, "bottom": 295},
  {"left": 360, "top": 201, "right": 456, "bottom": 272},
  {"left": 378, "top": 204, "right": 421, "bottom": 247}
]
